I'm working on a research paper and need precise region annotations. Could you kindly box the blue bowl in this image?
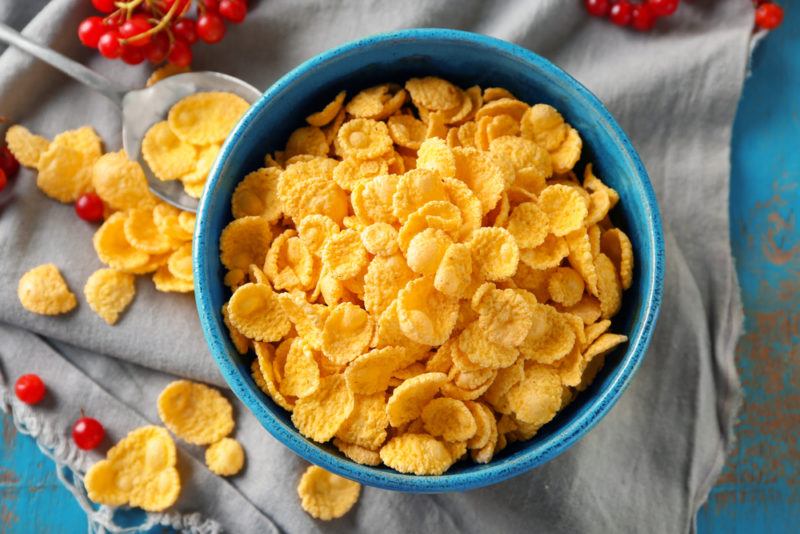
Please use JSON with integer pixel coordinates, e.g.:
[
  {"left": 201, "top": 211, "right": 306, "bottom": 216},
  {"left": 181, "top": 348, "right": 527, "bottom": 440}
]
[{"left": 194, "top": 28, "right": 665, "bottom": 493}]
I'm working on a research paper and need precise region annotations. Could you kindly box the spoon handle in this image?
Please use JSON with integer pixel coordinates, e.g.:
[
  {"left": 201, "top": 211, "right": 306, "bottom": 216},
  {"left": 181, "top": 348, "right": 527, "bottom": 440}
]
[{"left": 0, "top": 22, "right": 126, "bottom": 107}]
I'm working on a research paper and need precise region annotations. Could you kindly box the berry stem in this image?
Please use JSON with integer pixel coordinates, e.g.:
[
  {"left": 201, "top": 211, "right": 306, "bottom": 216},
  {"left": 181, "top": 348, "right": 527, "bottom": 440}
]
[{"left": 120, "top": 0, "right": 182, "bottom": 45}]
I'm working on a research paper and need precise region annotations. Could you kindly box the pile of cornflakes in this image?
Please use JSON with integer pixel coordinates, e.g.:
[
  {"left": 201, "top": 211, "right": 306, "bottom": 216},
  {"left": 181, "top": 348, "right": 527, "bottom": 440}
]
[
  {"left": 85, "top": 379, "right": 246, "bottom": 512},
  {"left": 9, "top": 86, "right": 247, "bottom": 325},
  {"left": 219, "top": 76, "right": 634, "bottom": 477}
]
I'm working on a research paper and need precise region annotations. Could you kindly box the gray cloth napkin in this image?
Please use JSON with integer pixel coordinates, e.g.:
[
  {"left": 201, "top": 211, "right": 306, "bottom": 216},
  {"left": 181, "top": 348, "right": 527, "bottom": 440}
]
[{"left": 0, "top": 0, "right": 749, "bottom": 532}]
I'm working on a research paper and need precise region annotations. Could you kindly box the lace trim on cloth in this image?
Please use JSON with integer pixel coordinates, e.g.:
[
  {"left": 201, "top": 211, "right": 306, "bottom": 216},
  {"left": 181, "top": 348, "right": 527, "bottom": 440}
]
[{"left": 0, "top": 370, "right": 223, "bottom": 534}]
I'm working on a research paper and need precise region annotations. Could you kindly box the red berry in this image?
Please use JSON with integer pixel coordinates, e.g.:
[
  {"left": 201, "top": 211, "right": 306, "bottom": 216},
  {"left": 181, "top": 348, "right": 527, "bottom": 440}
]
[
  {"left": 0, "top": 169, "right": 7, "bottom": 193},
  {"left": 15, "top": 374, "right": 46, "bottom": 405},
  {"left": 609, "top": 1, "right": 633, "bottom": 25},
  {"left": 173, "top": 18, "right": 198, "bottom": 44},
  {"left": 584, "top": 0, "right": 610, "bottom": 17},
  {"left": 144, "top": 32, "right": 170, "bottom": 63},
  {"left": 168, "top": 39, "right": 193, "bottom": 67},
  {"left": 631, "top": 3, "right": 656, "bottom": 31},
  {"left": 72, "top": 417, "right": 105, "bottom": 450},
  {"left": 78, "top": 16, "right": 106, "bottom": 48},
  {"left": 91, "top": 0, "right": 116, "bottom": 13},
  {"left": 97, "top": 30, "right": 122, "bottom": 59},
  {"left": 119, "top": 17, "right": 152, "bottom": 47},
  {"left": 74, "top": 193, "right": 105, "bottom": 222},
  {"left": 121, "top": 45, "right": 145, "bottom": 65},
  {"left": 219, "top": 0, "right": 247, "bottom": 23},
  {"left": 204, "top": 0, "right": 221, "bottom": 12},
  {"left": 197, "top": 12, "right": 226, "bottom": 43},
  {"left": 755, "top": 3, "right": 784, "bottom": 30},
  {"left": 647, "top": 0, "right": 679, "bottom": 17},
  {"left": 0, "top": 146, "right": 19, "bottom": 178}
]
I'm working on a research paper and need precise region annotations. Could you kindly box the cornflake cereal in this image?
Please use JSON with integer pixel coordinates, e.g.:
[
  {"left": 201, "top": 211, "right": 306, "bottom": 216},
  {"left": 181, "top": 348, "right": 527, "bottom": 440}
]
[
  {"left": 11, "top": 89, "right": 245, "bottom": 324},
  {"left": 17, "top": 264, "right": 77, "bottom": 315},
  {"left": 157, "top": 380, "right": 235, "bottom": 445},
  {"left": 218, "top": 76, "right": 635, "bottom": 476},
  {"left": 297, "top": 465, "right": 361, "bottom": 520},
  {"left": 205, "top": 437, "right": 245, "bottom": 476},
  {"left": 84, "top": 426, "right": 180, "bottom": 512}
]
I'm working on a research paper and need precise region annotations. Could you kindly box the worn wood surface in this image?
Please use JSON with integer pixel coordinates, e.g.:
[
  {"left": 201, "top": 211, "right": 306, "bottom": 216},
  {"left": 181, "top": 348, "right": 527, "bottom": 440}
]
[{"left": 1, "top": 13, "right": 797, "bottom": 533}]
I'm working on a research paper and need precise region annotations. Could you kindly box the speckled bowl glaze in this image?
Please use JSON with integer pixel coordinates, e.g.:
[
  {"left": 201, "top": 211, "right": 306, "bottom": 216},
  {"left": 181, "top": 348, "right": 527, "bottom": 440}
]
[{"left": 194, "top": 28, "right": 665, "bottom": 493}]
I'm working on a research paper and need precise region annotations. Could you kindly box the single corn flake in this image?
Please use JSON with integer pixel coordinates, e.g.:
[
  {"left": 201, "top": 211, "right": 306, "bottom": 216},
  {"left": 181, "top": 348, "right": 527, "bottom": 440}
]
[
  {"left": 595, "top": 252, "right": 622, "bottom": 319},
  {"left": 467, "top": 227, "right": 520, "bottom": 281},
  {"left": 397, "top": 277, "right": 459, "bottom": 346},
  {"left": 379, "top": 433, "right": 454, "bottom": 475},
  {"left": 336, "top": 118, "right": 393, "bottom": 160},
  {"left": 152, "top": 264, "right": 194, "bottom": 293},
  {"left": 566, "top": 227, "right": 599, "bottom": 296},
  {"left": 363, "top": 254, "right": 414, "bottom": 316},
  {"left": 422, "top": 398, "right": 477, "bottom": 442},
  {"left": 285, "top": 126, "right": 329, "bottom": 159},
  {"left": 84, "top": 426, "right": 180, "bottom": 512},
  {"left": 306, "top": 90, "right": 347, "bottom": 127},
  {"left": 18, "top": 263, "right": 77, "bottom": 315},
  {"left": 458, "top": 321, "right": 519, "bottom": 369},
  {"left": 231, "top": 167, "right": 282, "bottom": 222},
  {"left": 321, "top": 302, "right": 373, "bottom": 365},
  {"left": 386, "top": 372, "right": 448, "bottom": 427},
  {"left": 519, "top": 303, "right": 576, "bottom": 364},
  {"left": 322, "top": 229, "right": 368, "bottom": 281},
  {"left": 92, "top": 151, "right": 154, "bottom": 211},
  {"left": 507, "top": 202, "right": 549, "bottom": 249},
  {"left": 601, "top": 228, "right": 634, "bottom": 290},
  {"left": 52, "top": 126, "right": 103, "bottom": 161},
  {"left": 520, "top": 104, "right": 568, "bottom": 151},
  {"left": 141, "top": 121, "right": 196, "bottom": 181},
  {"left": 227, "top": 283, "right": 291, "bottom": 342},
  {"left": 547, "top": 267, "right": 585, "bottom": 307},
  {"left": 297, "top": 465, "right": 361, "bottom": 520},
  {"left": 550, "top": 127, "right": 582, "bottom": 174},
  {"left": 416, "top": 137, "right": 456, "bottom": 179},
  {"left": 157, "top": 380, "right": 234, "bottom": 445},
  {"left": 452, "top": 147, "right": 508, "bottom": 214},
  {"left": 520, "top": 234, "right": 568, "bottom": 270},
  {"left": 5, "top": 125, "right": 50, "bottom": 168},
  {"left": 333, "top": 438, "right": 382, "bottom": 466},
  {"left": 205, "top": 437, "right": 245, "bottom": 476},
  {"left": 506, "top": 363, "right": 562, "bottom": 427},
  {"left": 253, "top": 342, "right": 295, "bottom": 411},
  {"left": 36, "top": 143, "right": 93, "bottom": 202},
  {"left": 84, "top": 268, "right": 136, "bottom": 325},
  {"left": 344, "top": 346, "right": 409, "bottom": 395},
  {"left": 335, "top": 392, "right": 389, "bottom": 450},
  {"left": 388, "top": 114, "right": 427, "bottom": 150},
  {"left": 168, "top": 91, "right": 249, "bottom": 145},
  {"left": 333, "top": 156, "right": 388, "bottom": 191},
  {"left": 219, "top": 216, "right": 272, "bottom": 271},
  {"left": 473, "top": 284, "right": 533, "bottom": 348},
  {"left": 124, "top": 207, "right": 173, "bottom": 255},
  {"left": 406, "top": 77, "right": 462, "bottom": 111},
  {"left": 280, "top": 338, "right": 321, "bottom": 398},
  {"left": 292, "top": 373, "right": 355, "bottom": 442},
  {"left": 538, "top": 184, "right": 588, "bottom": 237},
  {"left": 392, "top": 168, "right": 448, "bottom": 222}
]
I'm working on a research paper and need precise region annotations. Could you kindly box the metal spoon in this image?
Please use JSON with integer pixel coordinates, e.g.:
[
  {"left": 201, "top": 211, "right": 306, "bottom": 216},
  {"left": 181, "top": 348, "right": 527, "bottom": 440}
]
[{"left": 0, "top": 22, "right": 261, "bottom": 212}]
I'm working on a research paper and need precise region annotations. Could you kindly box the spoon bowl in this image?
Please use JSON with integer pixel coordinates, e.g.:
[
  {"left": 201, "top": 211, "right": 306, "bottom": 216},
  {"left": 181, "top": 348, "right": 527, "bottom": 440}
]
[
  {"left": 0, "top": 22, "right": 260, "bottom": 212},
  {"left": 122, "top": 72, "right": 261, "bottom": 212}
]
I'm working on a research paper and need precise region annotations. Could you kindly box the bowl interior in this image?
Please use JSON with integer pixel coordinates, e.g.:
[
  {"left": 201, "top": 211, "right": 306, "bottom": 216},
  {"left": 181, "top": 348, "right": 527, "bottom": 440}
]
[{"left": 195, "top": 29, "right": 664, "bottom": 493}]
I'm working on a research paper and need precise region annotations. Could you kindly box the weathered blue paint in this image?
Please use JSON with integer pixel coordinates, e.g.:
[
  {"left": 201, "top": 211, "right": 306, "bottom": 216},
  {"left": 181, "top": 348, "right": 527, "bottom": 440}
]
[{"left": 697, "top": 4, "right": 800, "bottom": 533}]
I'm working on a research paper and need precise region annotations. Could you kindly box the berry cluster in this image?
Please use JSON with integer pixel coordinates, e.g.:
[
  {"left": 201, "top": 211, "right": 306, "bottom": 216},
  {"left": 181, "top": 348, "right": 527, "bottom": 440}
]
[
  {"left": 14, "top": 373, "right": 106, "bottom": 450},
  {"left": 77, "top": 0, "right": 248, "bottom": 68},
  {"left": 584, "top": 0, "right": 679, "bottom": 30},
  {"left": 584, "top": 0, "right": 784, "bottom": 32}
]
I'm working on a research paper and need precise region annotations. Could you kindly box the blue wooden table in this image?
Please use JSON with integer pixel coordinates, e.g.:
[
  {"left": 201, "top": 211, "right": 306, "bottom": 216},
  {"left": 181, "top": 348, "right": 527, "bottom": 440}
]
[{"left": 2, "top": 14, "right": 798, "bottom": 534}]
